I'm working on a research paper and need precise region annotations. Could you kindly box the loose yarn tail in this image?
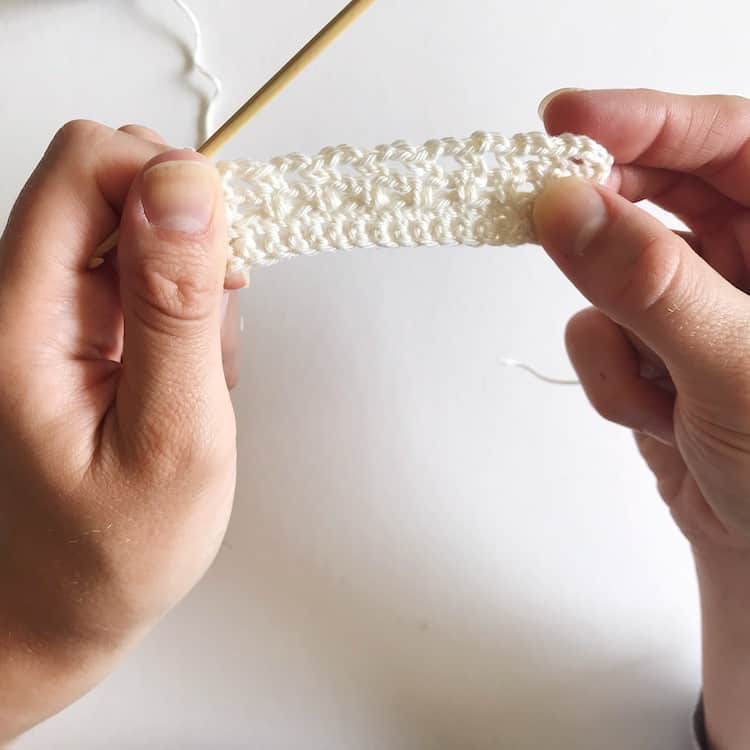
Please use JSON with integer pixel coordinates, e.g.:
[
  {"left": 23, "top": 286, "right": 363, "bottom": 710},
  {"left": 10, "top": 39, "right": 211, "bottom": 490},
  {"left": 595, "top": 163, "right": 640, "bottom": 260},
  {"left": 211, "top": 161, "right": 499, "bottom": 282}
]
[{"left": 171, "top": 0, "right": 222, "bottom": 144}]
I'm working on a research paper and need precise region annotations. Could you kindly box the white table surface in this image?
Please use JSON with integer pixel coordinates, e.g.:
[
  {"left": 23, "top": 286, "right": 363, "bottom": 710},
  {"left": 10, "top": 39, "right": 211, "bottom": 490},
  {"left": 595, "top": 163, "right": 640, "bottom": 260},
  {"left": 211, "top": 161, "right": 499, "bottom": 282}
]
[{"left": 4, "top": 1, "right": 746, "bottom": 747}]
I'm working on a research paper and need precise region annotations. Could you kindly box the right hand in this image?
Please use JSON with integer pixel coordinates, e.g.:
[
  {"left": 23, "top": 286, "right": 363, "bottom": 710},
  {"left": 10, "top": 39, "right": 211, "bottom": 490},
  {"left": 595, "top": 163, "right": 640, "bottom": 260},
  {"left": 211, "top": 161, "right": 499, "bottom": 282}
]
[{"left": 533, "top": 89, "right": 750, "bottom": 559}]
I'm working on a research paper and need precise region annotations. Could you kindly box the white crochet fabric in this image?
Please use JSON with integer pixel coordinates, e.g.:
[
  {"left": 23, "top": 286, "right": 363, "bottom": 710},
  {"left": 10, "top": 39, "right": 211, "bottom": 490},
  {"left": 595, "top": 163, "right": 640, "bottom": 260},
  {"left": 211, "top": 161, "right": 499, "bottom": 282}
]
[{"left": 217, "top": 131, "right": 613, "bottom": 271}]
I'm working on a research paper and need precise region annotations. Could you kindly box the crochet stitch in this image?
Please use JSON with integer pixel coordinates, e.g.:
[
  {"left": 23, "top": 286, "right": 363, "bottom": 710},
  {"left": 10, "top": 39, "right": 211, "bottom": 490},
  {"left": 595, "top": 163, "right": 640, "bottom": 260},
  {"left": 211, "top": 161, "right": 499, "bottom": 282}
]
[{"left": 217, "top": 131, "right": 613, "bottom": 271}]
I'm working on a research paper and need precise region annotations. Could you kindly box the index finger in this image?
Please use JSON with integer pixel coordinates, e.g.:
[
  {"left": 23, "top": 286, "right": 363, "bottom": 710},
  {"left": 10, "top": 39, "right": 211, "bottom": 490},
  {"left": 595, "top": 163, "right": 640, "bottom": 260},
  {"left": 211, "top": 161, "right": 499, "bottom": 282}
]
[
  {"left": 0, "top": 120, "right": 168, "bottom": 292},
  {"left": 541, "top": 89, "right": 750, "bottom": 206}
]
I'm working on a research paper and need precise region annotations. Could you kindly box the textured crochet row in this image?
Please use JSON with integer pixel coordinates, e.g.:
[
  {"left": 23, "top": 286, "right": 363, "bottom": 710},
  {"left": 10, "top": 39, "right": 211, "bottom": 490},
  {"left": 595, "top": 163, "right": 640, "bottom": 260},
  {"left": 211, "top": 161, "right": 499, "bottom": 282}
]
[{"left": 217, "top": 131, "right": 613, "bottom": 271}]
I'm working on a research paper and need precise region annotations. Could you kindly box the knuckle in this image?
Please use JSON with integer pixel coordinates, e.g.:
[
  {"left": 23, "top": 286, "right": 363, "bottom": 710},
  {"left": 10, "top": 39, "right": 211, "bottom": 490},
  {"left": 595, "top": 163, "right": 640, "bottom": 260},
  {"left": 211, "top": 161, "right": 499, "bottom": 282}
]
[
  {"left": 688, "top": 101, "right": 727, "bottom": 162},
  {"left": 692, "top": 96, "right": 750, "bottom": 177},
  {"left": 649, "top": 96, "right": 746, "bottom": 173},
  {"left": 565, "top": 307, "right": 599, "bottom": 344},
  {"left": 133, "top": 244, "right": 218, "bottom": 324},
  {"left": 118, "top": 123, "right": 164, "bottom": 142},
  {"left": 565, "top": 308, "right": 590, "bottom": 333},
  {"left": 52, "top": 119, "right": 108, "bottom": 151},
  {"left": 609, "top": 231, "right": 689, "bottom": 320}
]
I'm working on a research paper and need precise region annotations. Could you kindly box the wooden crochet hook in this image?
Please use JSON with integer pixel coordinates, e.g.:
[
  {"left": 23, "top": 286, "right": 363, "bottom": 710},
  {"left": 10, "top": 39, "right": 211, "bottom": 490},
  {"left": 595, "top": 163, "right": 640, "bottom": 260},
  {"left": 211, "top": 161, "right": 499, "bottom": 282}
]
[{"left": 89, "top": 0, "right": 376, "bottom": 268}]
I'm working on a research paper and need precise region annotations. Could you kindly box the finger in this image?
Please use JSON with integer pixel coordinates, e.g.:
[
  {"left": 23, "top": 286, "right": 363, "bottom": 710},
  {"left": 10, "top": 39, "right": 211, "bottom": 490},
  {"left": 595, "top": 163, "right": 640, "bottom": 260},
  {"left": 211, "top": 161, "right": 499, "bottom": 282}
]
[
  {"left": 611, "top": 165, "right": 735, "bottom": 224},
  {"left": 113, "top": 149, "right": 233, "bottom": 471},
  {"left": 677, "top": 228, "right": 749, "bottom": 291},
  {"left": 566, "top": 308, "right": 675, "bottom": 444},
  {"left": 224, "top": 268, "right": 250, "bottom": 291},
  {"left": 0, "top": 120, "right": 166, "bottom": 293},
  {"left": 609, "top": 166, "right": 748, "bottom": 288},
  {"left": 118, "top": 124, "right": 168, "bottom": 145},
  {"left": 221, "top": 292, "right": 242, "bottom": 390},
  {"left": 541, "top": 89, "right": 750, "bottom": 205},
  {"left": 633, "top": 432, "right": 726, "bottom": 545},
  {"left": 672, "top": 230, "right": 702, "bottom": 253},
  {"left": 534, "top": 177, "right": 750, "bottom": 396},
  {"left": 116, "top": 124, "right": 250, "bottom": 294},
  {"left": 634, "top": 432, "right": 691, "bottom": 506}
]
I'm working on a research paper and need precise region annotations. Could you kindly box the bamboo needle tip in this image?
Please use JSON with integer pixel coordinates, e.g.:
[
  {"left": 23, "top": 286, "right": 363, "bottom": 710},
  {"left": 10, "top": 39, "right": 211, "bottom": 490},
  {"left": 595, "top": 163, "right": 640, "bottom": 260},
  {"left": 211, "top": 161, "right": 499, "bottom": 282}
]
[{"left": 88, "top": 256, "right": 106, "bottom": 269}]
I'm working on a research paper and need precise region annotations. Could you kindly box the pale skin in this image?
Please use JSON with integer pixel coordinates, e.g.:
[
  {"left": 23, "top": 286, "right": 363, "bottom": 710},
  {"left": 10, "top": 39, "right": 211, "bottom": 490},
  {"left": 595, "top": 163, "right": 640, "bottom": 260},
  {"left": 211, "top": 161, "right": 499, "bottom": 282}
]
[
  {"left": 1, "top": 89, "right": 749, "bottom": 748},
  {"left": 0, "top": 121, "right": 244, "bottom": 742}
]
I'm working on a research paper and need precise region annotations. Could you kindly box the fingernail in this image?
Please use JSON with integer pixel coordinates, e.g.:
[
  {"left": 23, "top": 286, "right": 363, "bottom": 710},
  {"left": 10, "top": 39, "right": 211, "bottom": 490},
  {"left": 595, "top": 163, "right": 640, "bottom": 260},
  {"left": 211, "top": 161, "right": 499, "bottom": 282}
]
[
  {"left": 538, "top": 87, "right": 583, "bottom": 120},
  {"left": 534, "top": 177, "right": 608, "bottom": 256},
  {"left": 142, "top": 160, "right": 216, "bottom": 233}
]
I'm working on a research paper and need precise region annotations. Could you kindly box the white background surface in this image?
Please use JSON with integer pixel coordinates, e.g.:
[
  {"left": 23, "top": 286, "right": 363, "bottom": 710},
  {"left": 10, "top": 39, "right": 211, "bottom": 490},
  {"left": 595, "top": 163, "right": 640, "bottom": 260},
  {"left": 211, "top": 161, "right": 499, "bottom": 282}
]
[{"left": 2, "top": 0, "right": 747, "bottom": 747}]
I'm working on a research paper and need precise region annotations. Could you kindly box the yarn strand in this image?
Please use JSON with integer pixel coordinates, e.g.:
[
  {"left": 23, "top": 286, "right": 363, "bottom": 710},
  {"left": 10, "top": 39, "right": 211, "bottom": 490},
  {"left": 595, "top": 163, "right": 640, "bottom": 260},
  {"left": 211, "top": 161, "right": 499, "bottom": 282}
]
[
  {"left": 171, "top": 0, "right": 222, "bottom": 144},
  {"left": 499, "top": 359, "right": 580, "bottom": 386}
]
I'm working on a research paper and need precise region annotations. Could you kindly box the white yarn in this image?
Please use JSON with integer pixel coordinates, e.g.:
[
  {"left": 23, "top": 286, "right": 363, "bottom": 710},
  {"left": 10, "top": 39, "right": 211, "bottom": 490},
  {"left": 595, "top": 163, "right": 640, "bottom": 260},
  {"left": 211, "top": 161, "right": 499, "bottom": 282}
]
[
  {"left": 171, "top": 0, "right": 222, "bottom": 144},
  {"left": 155, "top": 9, "right": 605, "bottom": 389},
  {"left": 217, "top": 131, "right": 613, "bottom": 272},
  {"left": 499, "top": 359, "right": 580, "bottom": 386}
]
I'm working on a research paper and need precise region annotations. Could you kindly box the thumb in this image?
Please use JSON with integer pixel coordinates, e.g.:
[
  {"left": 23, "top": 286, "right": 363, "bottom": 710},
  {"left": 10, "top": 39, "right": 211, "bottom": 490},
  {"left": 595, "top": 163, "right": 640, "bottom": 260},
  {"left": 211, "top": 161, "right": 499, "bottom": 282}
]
[
  {"left": 533, "top": 177, "right": 749, "bottom": 396},
  {"left": 115, "top": 150, "right": 231, "bottom": 468}
]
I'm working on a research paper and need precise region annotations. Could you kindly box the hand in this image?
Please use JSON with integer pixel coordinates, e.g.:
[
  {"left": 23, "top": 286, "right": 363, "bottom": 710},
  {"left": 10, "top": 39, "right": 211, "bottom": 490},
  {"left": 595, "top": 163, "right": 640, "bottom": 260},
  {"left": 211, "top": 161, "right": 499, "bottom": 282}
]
[
  {"left": 533, "top": 89, "right": 750, "bottom": 749},
  {"left": 0, "top": 121, "right": 240, "bottom": 740},
  {"left": 535, "top": 89, "right": 750, "bottom": 556}
]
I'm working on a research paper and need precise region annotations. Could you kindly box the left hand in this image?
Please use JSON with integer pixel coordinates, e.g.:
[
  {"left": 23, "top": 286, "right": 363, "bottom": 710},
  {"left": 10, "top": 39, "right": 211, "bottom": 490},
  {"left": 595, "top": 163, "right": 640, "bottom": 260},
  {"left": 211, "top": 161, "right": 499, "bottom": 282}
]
[{"left": 0, "top": 120, "right": 243, "bottom": 740}]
